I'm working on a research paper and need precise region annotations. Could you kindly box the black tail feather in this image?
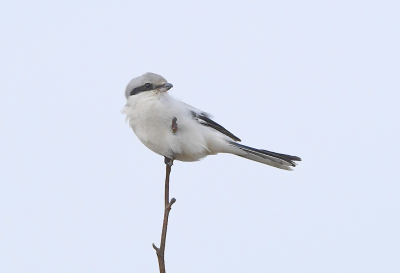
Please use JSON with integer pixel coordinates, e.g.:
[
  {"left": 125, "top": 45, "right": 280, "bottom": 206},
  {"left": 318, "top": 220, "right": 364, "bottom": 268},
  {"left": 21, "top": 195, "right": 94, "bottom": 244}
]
[
  {"left": 229, "top": 142, "right": 301, "bottom": 168},
  {"left": 258, "top": 150, "right": 302, "bottom": 162}
]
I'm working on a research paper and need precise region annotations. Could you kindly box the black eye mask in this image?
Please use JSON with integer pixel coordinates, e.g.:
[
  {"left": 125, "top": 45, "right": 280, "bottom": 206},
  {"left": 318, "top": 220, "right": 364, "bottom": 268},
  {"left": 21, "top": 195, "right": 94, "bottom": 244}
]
[{"left": 130, "top": 83, "right": 155, "bottom": 96}]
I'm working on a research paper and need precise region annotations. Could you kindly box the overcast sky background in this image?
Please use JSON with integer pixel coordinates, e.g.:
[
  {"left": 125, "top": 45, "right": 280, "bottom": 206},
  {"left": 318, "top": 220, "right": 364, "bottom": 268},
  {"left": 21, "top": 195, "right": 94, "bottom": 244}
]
[{"left": 1, "top": 1, "right": 399, "bottom": 272}]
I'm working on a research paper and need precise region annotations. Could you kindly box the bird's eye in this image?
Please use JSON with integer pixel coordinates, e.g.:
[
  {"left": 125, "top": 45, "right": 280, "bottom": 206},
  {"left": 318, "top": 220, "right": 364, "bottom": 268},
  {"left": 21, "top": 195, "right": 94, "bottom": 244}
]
[{"left": 144, "top": 83, "right": 152, "bottom": 88}]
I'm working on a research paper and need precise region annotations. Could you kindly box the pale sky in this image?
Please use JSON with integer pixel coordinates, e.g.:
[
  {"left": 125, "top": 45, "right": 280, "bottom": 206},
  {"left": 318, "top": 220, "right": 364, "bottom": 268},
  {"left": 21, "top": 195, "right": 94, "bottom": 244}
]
[{"left": 1, "top": 1, "right": 399, "bottom": 272}]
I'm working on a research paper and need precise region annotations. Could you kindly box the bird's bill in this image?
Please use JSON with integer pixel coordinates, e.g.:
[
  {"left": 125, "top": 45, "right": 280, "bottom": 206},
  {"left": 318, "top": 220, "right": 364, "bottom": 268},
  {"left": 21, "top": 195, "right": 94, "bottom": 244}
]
[{"left": 158, "top": 82, "right": 173, "bottom": 92}]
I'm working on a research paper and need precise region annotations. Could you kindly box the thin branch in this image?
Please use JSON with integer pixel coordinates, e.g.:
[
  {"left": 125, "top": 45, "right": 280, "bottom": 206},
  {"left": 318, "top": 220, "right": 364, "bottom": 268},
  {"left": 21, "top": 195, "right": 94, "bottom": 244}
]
[{"left": 152, "top": 159, "right": 175, "bottom": 273}]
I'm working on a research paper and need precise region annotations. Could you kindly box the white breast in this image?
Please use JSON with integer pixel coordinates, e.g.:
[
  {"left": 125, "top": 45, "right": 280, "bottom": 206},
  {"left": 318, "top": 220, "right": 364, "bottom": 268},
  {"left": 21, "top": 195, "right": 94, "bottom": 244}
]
[{"left": 122, "top": 91, "right": 221, "bottom": 161}]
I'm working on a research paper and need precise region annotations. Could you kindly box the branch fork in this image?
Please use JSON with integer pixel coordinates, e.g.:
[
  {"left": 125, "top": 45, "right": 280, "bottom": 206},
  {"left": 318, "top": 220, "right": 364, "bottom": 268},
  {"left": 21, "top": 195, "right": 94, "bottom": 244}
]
[{"left": 152, "top": 198, "right": 176, "bottom": 253}]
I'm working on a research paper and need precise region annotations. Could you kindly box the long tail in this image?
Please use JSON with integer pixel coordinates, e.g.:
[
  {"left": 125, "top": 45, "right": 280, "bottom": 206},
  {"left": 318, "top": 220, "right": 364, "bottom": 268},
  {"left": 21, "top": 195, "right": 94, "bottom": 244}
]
[{"left": 228, "top": 142, "right": 301, "bottom": 171}]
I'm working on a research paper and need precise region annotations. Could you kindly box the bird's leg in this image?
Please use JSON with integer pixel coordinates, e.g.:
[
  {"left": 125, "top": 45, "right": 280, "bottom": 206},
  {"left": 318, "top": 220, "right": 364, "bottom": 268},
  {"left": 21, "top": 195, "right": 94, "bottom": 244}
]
[
  {"left": 164, "top": 157, "right": 174, "bottom": 166},
  {"left": 171, "top": 117, "right": 178, "bottom": 134}
]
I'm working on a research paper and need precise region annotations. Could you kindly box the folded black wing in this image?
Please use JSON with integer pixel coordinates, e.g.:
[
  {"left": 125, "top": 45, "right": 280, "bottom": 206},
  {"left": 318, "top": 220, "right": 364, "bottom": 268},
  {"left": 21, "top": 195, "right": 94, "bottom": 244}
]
[{"left": 190, "top": 111, "right": 241, "bottom": 142}]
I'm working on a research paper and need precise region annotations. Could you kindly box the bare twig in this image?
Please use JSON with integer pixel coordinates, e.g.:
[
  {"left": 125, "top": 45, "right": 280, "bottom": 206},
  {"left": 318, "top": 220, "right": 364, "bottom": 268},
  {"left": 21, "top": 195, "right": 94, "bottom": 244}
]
[{"left": 152, "top": 118, "right": 178, "bottom": 273}]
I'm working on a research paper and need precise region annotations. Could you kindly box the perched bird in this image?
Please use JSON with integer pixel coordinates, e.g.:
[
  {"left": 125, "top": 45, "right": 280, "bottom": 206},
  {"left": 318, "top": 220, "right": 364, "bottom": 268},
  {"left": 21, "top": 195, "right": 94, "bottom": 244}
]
[{"left": 122, "top": 72, "right": 301, "bottom": 170}]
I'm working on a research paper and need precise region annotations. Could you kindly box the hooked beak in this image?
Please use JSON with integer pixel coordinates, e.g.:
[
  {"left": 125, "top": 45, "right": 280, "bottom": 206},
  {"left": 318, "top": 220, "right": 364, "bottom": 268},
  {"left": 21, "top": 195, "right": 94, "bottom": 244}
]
[{"left": 158, "top": 82, "right": 173, "bottom": 92}]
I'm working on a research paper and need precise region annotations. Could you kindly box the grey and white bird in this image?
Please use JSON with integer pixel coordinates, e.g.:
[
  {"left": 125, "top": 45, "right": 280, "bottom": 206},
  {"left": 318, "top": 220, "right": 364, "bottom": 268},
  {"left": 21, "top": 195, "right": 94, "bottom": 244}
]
[{"left": 122, "top": 72, "right": 301, "bottom": 170}]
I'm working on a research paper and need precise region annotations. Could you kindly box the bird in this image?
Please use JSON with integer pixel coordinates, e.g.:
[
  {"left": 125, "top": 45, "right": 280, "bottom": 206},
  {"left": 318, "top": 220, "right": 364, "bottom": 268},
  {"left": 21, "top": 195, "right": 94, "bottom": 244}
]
[{"left": 122, "top": 72, "right": 301, "bottom": 170}]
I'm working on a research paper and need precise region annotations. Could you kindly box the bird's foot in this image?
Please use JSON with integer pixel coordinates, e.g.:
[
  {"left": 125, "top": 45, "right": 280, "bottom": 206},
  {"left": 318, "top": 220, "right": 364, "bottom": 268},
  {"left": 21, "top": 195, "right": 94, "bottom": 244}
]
[
  {"left": 164, "top": 157, "right": 174, "bottom": 166},
  {"left": 171, "top": 117, "right": 178, "bottom": 134}
]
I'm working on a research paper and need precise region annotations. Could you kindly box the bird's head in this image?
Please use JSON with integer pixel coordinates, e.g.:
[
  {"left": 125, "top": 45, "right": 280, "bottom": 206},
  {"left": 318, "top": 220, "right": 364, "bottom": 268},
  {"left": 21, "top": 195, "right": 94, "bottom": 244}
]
[{"left": 125, "top": 72, "right": 173, "bottom": 99}]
